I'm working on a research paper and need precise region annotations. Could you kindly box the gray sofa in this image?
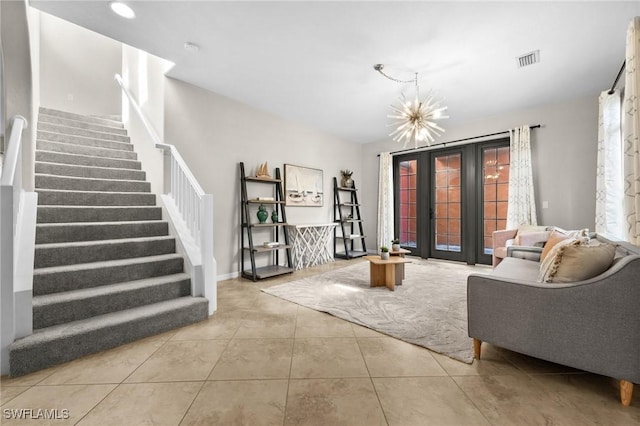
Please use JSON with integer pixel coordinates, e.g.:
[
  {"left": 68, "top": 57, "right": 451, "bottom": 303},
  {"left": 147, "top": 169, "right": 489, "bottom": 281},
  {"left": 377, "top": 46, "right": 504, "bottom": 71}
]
[{"left": 467, "top": 233, "right": 640, "bottom": 406}]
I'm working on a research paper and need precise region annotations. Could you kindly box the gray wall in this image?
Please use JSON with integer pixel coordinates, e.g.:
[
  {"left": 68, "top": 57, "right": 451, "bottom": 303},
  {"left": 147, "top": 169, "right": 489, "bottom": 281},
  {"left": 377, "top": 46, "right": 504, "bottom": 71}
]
[
  {"left": 164, "top": 78, "right": 363, "bottom": 278},
  {"left": 361, "top": 95, "right": 599, "bottom": 252},
  {"left": 39, "top": 12, "right": 121, "bottom": 116}
]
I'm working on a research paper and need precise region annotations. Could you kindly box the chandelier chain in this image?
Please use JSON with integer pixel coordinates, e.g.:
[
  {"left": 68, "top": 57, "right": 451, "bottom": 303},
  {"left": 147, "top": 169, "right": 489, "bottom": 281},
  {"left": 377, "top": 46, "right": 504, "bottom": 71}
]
[{"left": 374, "top": 65, "right": 418, "bottom": 85}]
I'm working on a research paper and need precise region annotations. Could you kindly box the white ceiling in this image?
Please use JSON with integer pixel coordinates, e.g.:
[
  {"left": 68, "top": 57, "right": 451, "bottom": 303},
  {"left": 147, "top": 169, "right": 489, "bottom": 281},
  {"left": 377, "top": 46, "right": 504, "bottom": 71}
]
[{"left": 30, "top": 1, "right": 640, "bottom": 144}]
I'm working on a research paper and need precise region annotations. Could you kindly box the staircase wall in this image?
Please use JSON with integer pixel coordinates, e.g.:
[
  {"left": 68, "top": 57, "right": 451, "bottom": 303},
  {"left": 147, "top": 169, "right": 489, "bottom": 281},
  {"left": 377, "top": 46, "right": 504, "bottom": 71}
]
[
  {"left": 38, "top": 12, "right": 121, "bottom": 117},
  {"left": 121, "top": 45, "right": 169, "bottom": 195}
]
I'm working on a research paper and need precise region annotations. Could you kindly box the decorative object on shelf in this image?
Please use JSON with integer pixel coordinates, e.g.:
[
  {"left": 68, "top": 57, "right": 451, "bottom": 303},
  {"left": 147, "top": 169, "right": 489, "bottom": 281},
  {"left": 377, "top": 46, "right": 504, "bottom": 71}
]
[
  {"left": 271, "top": 209, "right": 278, "bottom": 223},
  {"left": 257, "top": 204, "right": 269, "bottom": 223},
  {"left": 391, "top": 238, "right": 401, "bottom": 251},
  {"left": 254, "top": 196, "right": 274, "bottom": 201},
  {"left": 380, "top": 246, "right": 390, "bottom": 260},
  {"left": 340, "top": 169, "right": 354, "bottom": 188},
  {"left": 263, "top": 241, "right": 281, "bottom": 248},
  {"left": 256, "top": 162, "right": 272, "bottom": 179},
  {"left": 284, "top": 163, "right": 323, "bottom": 206},
  {"left": 373, "top": 63, "right": 448, "bottom": 149}
]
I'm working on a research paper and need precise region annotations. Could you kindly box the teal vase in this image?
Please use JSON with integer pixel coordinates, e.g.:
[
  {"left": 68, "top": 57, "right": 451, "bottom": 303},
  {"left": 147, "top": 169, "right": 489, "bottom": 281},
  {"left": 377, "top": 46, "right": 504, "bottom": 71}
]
[
  {"left": 271, "top": 209, "right": 278, "bottom": 223},
  {"left": 257, "top": 204, "right": 268, "bottom": 223}
]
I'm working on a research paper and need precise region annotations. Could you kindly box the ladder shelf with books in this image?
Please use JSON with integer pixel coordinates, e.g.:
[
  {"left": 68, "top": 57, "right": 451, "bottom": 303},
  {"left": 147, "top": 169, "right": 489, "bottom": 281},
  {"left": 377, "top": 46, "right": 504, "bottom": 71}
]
[{"left": 240, "top": 162, "right": 294, "bottom": 281}]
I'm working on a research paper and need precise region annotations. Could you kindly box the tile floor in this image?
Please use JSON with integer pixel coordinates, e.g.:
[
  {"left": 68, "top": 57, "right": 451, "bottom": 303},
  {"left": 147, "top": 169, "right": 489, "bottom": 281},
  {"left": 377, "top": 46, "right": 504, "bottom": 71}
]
[{"left": 1, "top": 259, "right": 639, "bottom": 425}]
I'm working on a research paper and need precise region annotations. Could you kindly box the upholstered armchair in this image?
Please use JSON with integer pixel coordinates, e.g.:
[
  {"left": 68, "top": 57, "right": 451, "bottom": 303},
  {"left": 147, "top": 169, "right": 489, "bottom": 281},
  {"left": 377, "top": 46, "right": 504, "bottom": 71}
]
[{"left": 492, "top": 227, "right": 551, "bottom": 267}]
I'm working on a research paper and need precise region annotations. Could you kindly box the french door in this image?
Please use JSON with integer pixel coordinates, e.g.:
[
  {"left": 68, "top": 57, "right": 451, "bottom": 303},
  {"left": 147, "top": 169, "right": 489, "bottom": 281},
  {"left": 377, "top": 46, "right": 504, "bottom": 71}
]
[
  {"left": 394, "top": 138, "right": 510, "bottom": 264},
  {"left": 431, "top": 149, "right": 465, "bottom": 261}
]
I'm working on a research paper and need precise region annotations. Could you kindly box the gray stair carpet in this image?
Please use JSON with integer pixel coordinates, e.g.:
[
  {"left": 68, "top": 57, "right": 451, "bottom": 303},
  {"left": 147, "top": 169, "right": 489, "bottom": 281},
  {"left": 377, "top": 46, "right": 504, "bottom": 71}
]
[{"left": 9, "top": 107, "right": 208, "bottom": 377}]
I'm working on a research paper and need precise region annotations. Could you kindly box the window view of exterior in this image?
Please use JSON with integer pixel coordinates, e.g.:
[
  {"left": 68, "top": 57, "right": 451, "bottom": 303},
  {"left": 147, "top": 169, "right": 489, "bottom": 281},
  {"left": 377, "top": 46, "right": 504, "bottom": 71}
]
[
  {"left": 483, "top": 146, "right": 510, "bottom": 254},
  {"left": 434, "top": 153, "right": 462, "bottom": 252},
  {"left": 398, "top": 160, "right": 417, "bottom": 247}
]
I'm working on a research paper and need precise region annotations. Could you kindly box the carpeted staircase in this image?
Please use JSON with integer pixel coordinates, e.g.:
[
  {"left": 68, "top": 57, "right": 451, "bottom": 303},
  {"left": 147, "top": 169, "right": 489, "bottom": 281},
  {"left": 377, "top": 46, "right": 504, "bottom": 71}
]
[{"left": 9, "top": 107, "right": 208, "bottom": 376}]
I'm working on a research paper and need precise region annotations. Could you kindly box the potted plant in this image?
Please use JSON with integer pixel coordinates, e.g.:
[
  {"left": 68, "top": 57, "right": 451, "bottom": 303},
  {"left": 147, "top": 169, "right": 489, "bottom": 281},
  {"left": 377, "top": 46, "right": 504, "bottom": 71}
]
[
  {"left": 380, "top": 246, "right": 390, "bottom": 260},
  {"left": 340, "top": 169, "right": 354, "bottom": 188},
  {"left": 391, "top": 238, "right": 400, "bottom": 251}
]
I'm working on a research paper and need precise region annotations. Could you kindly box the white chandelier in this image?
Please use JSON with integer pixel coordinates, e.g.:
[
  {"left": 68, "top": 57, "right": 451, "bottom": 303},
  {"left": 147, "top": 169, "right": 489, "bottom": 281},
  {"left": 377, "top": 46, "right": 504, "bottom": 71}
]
[{"left": 374, "top": 64, "right": 448, "bottom": 148}]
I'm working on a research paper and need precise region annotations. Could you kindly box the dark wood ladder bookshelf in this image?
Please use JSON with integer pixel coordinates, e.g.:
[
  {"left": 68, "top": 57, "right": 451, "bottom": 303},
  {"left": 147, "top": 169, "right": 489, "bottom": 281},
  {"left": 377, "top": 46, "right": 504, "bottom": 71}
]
[
  {"left": 333, "top": 177, "right": 367, "bottom": 259},
  {"left": 240, "top": 162, "right": 294, "bottom": 281}
]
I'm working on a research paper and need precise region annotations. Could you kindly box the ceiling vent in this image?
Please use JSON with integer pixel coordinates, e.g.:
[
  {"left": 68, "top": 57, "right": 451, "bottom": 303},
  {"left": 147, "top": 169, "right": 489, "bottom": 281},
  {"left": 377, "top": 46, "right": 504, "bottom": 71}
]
[{"left": 517, "top": 50, "right": 540, "bottom": 68}]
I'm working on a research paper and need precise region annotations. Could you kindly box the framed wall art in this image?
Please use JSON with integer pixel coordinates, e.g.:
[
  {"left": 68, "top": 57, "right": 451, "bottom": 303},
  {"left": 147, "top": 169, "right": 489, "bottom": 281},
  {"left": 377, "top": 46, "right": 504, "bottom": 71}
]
[{"left": 284, "top": 164, "right": 323, "bottom": 206}]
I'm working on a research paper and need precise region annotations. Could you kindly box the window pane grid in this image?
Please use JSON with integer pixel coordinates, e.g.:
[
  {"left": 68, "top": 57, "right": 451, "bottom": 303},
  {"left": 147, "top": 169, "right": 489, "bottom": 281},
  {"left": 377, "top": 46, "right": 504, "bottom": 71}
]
[
  {"left": 434, "top": 154, "right": 461, "bottom": 252},
  {"left": 483, "top": 146, "right": 510, "bottom": 255},
  {"left": 399, "top": 160, "right": 417, "bottom": 247}
]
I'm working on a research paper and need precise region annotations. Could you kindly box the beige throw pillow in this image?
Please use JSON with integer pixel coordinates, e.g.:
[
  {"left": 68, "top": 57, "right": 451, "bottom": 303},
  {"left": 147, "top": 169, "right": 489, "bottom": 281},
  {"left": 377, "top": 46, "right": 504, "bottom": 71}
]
[
  {"left": 539, "top": 228, "right": 589, "bottom": 262},
  {"left": 539, "top": 242, "right": 616, "bottom": 283},
  {"left": 538, "top": 238, "right": 581, "bottom": 282}
]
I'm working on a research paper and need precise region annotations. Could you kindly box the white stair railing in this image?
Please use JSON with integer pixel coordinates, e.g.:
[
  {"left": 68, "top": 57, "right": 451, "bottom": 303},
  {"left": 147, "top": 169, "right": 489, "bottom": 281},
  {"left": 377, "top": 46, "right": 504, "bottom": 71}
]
[
  {"left": 1, "top": 115, "right": 37, "bottom": 375},
  {"left": 115, "top": 74, "right": 216, "bottom": 315}
]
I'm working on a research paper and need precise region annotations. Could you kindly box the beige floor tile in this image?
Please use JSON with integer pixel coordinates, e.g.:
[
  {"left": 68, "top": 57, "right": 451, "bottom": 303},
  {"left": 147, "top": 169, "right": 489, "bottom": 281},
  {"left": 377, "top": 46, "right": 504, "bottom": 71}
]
[
  {"left": 235, "top": 310, "right": 297, "bottom": 338},
  {"left": 374, "top": 377, "right": 490, "bottom": 426},
  {"left": 285, "top": 378, "right": 386, "bottom": 426},
  {"left": 181, "top": 380, "right": 287, "bottom": 425},
  {"left": 216, "top": 294, "right": 258, "bottom": 311},
  {"left": 170, "top": 312, "right": 243, "bottom": 340},
  {"left": 0, "top": 367, "right": 57, "bottom": 387},
  {"left": 497, "top": 348, "right": 582, "bottom": 374},
  {"left": 39, "top": 334, "right": 168, "bottom": 385},
  {"left": 295, "top": 308, "right": 355, "bottom": 338},
  {"left": 252, "top": 292, "right": 299, "bottom": 315},
  {"left": 209, "top": 338, "right": 293, "bottom": 380},
  {"left": 432, "top": 343, "right": 524, "bottom": 377},
  {"left": 351, "top": 323, "right": 385, "bottom": 338},
  {"left": 532, "top": 374, "right": 640, "bottom": 423},
  {"left": 357, "top": 336, "right": 447, "bottom": 377},
  {"left": 453, "top": 374, "right": 594, "bottom": 425},
  {"left": 125, "top": 340, "right": 228, "bottom": 382},
  {"left": 1, "top": 384, "right": 115, "bottom": 425},
  {"left": 290, "top": 338, "right": 369, "bottom": 378},
  {"left": 77, "top": 382, "right": 201, "bottom": 426},
  {"left": 0, "top": 386, "right": 30, "bottom": 406}
]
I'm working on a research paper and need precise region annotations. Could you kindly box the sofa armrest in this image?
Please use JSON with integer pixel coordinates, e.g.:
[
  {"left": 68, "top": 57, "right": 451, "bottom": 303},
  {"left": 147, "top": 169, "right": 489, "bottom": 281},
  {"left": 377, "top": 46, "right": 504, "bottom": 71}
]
[
  {"left": 506, "top": 245, "right": 542, "bottom": 262},
  {"left": 492, "top": 229, "right": 518, "bottom": 251},
  {"left": 467, "top": 256, "right": 640, "bottom": 384}
]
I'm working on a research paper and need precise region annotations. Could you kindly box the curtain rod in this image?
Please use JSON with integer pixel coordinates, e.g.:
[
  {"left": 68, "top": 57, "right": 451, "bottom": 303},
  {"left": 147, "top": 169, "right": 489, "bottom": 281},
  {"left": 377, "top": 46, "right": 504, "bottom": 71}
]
[
  {"left": 608, "top": 60, "right": 626, "bottom": 95},
  {"left": 378, "top": 124, "right": 541, "bottom": 157}
]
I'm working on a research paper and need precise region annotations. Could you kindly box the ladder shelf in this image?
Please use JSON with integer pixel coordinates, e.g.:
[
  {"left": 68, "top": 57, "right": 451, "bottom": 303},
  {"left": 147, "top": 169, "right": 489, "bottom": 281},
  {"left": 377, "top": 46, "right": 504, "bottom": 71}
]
[
  {"left": 240, "top": 162, "right": 294, "bottom": 281},
  {"left": 333, "top": 177, "right": 367, "bottom": 259}
]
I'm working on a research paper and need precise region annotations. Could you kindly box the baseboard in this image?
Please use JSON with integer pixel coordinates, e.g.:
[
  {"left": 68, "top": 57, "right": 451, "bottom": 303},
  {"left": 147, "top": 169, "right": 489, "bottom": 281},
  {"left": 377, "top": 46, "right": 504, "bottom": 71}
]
[{"left": 217, "top": 271, "right": 239, "bottom": 281}]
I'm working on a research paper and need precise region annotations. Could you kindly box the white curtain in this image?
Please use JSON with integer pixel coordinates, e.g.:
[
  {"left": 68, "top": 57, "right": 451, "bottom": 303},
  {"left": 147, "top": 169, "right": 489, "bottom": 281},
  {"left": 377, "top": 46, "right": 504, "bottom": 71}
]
[
  {"left": 506, "top": 125, "right": 537, "bottom": 228},
  {"left": 595, "top": 90, "right": 625, "bottom": 238},
  {"left": 623, "top": 17, "right": 640, "bottom": 245},
  {"left": 377, "top": 152, "right": 394, "bottom": 250}
]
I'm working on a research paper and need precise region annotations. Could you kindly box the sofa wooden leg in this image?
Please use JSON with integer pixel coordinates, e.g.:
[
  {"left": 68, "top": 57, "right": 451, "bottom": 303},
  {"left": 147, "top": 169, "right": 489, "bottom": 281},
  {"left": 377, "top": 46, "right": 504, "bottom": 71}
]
[
  {"left": 620, "top": 380, "right": 633, "bottom": 406},
  {"left": 473, "top": 339, "right": 482, "bottom": 359}
]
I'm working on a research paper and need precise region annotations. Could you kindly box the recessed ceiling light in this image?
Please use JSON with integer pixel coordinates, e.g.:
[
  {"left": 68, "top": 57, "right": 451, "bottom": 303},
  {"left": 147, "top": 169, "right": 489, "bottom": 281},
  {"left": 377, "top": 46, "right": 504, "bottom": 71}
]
[
  {"left": 110, "top": 2, "right": 135, "bottom": 19},
  {"left": 184, "top": 42, "right": 200, "bottom": 53}
]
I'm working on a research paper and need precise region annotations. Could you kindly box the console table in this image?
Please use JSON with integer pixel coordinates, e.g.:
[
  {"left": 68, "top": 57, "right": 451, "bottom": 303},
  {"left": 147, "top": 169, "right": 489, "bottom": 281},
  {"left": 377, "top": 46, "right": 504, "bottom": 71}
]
[{"left": 286, "top": 223, "right": 337, "bottom": 270}]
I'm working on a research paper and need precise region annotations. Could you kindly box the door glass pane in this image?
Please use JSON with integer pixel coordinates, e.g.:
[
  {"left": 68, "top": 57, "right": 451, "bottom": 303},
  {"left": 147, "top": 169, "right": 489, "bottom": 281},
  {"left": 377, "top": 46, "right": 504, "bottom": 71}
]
[
  {"left": 398, "top": 160, "right": 417, "bottom": 247},
  {"left": 483, "top": 146, "right": 510, "bottom": 254},
  {"left": 434, "top": 153, "right": 461, "bottom": 252}
]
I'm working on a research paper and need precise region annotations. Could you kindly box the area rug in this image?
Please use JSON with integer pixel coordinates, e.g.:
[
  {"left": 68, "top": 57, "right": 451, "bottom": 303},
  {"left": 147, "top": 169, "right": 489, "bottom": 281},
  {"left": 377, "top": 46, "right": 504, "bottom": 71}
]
[{"left": 262, "top": 259, "right": 490, "bottom": 363}]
